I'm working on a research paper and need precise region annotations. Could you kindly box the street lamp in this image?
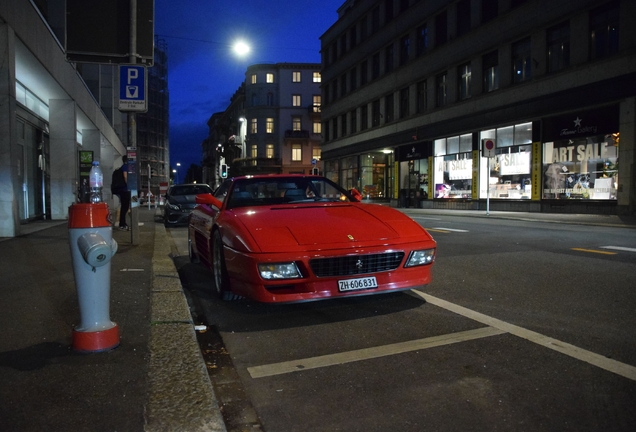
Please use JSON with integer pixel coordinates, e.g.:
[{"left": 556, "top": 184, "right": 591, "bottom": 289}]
[
  {"left": 233, "top": 40, "right": 250, "bottom": 57},
  {"left": 172, "top": 169, "right": 178, "bottom": 184}
]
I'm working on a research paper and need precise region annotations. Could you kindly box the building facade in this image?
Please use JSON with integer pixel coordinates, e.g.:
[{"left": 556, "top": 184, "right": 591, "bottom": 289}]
[
  {"left": 320, "top": 0, "right": 636, "bottom": 214},
  {"left": 203, "top": 63, "right": 323, "bottom": 187},
  {"left": 137, "top": 37, "right": 170, "bottom": 197}
]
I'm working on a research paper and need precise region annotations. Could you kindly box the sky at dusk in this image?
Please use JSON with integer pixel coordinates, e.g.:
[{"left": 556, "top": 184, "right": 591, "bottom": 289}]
[{"left": 154, "top": 0, "right": 345, "bottom": 172}]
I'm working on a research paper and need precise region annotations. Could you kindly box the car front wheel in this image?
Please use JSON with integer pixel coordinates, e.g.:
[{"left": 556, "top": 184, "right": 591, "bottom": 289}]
[{"left": 212, "top": 230, "right": 239, "bottom": 301}]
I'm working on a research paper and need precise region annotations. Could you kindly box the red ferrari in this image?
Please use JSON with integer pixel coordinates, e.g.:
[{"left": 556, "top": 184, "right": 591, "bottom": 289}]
[{"left": 188, "top": 175, "right": 436, "bottom": 303}]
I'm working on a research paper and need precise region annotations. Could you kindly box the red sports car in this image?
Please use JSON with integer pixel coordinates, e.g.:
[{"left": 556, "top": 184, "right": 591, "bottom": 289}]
[{"left": 188, "top": 175, "right": 436, "bottom": 303}]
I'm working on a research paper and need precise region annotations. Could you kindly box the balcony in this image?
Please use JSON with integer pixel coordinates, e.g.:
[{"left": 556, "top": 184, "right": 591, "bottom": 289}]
[{"left": 284, "top": 130, "right": 310, "bottom": 139}]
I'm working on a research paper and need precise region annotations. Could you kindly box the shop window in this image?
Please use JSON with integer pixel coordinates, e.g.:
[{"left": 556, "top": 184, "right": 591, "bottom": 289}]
[
  {"left": 479, "top": 123, "right": 534, "bottom": 200},
  {"left": 432, "top": 134, "right": 473, "bottom": 199},
  {"left": 542, "top": 134, "right": 618, "bottom": 200}
]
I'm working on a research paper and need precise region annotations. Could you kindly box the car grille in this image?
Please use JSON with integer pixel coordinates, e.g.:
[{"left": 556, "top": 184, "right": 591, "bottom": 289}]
[{"left": 310, "top": 252, "right": 405, "bottom": 277}]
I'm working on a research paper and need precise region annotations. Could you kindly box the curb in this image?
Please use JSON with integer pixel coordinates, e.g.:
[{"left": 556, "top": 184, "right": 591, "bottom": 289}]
[{"left": 144, "top": 222, "right": 227, "bottom": 432}]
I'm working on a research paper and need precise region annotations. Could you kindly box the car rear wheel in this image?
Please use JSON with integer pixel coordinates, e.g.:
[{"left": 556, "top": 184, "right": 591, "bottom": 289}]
[
  {"left": 212, "top": 230, "right": 239, "bottom": 301},
  {"left": 188, "top": 238, "right": 200, "bottom": 264}
]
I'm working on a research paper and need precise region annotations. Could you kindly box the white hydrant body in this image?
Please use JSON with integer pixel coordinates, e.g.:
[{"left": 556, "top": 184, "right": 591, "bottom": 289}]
[{"left": 68, "top": 203, "right": 119, "bottom": 352}]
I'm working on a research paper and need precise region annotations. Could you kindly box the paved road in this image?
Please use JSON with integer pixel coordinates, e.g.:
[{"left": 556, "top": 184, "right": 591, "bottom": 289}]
[{"left": 169, "top": 212, "right": 636, "bottom": 431}]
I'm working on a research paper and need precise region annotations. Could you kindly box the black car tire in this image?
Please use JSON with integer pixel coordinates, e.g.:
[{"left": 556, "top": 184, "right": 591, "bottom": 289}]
[{"left": 212, "top": 230, "right": 239, "bottom": 301}]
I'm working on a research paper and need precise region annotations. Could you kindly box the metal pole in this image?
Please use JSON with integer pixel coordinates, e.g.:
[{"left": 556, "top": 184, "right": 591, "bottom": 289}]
[
  {"left": 129, "top": 0, "right": 140, "bottom": 245},
  {"left": 486, "top": 156, "right": 490, "bottom": 216}
]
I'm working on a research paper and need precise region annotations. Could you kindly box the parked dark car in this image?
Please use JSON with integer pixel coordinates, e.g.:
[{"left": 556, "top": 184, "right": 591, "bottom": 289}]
[{"left": 163, "top": 183, "right": 214, "bottom": 227}]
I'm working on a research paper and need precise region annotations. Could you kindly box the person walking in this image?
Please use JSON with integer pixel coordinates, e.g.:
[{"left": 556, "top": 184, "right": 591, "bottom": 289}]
[{"left": 111, "top": 156, "right": 131, "bottom": 230}]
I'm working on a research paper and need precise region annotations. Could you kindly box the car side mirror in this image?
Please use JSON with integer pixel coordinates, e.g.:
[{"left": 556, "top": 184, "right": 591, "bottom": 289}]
[
  {"left": 195, "top": 193, "right": 222, "bottom": 209},
  {"left": 349, "top": 188, "right": 362, "bottom": 202}
]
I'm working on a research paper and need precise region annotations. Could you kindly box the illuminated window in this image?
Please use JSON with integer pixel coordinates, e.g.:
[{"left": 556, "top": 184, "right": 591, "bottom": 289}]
[
  {"left": 266, "top": 73, "right": 274, "bottom": 83},
  {"left": 250, "top": 118, "right": 257, "bottom": 134},
  {"left": 266, "top": 118, "right": 274, "bottom": 134},
  {"left": 292, "top": 144, "right": 302, "bottom": 161},
  {"left": 313, "top": 72, "right": 321, "bottom": 82},
  {"left": 266, "top": 144, "right": 274, "bottom": 158},
  {"left": 292, "top": 116, "right": 302, "bottom": 131},
  {"left": 313, "top": 121, "right": 322, "bottom": 134},
  {"left": 292, "top": 95, "right": 301, "bottom": 106},
  {"left": 292, "top": 71, "right": 301, "bottom": 82},
  {"left": 251, "top": 74, "right": 256, "bottom": 84}
]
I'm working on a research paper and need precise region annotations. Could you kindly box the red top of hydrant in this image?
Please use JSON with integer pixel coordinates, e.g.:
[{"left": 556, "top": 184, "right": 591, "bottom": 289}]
[{"left": 68, "top": 203, "right": 112, "bottom": 228}]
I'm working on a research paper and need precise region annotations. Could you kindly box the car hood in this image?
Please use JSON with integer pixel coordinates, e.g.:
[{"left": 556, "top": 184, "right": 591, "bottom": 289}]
[{"left": 231, "top": 203, "right": 432, "bottom": 253}]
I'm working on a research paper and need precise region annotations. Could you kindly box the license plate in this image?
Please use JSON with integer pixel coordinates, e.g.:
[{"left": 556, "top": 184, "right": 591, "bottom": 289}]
[{"left": 338, "top": 276, "right": 378, "bottom": 292}]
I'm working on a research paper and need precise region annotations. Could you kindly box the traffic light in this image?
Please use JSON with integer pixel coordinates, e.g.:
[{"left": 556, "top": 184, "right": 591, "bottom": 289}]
[{"left": 220, "top": 163, "right": 228, "bottom": 178}]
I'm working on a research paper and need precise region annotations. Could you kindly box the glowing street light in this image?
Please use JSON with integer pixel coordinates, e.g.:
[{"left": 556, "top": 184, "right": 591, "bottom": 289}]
[{"left": 233, "top": 40, "right": 250, "bottom": 57}]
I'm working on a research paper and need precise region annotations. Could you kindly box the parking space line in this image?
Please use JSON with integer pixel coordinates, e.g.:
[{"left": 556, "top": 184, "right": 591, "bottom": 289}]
[
  {"left": 411, "top": 291, "right": 636, "bottom": 382},
  {"left": 248, "top": 326, "right": 505, "bottom": 379},
  {"left": 600, "top": 246, "right": 636, "bottom": 253},
  {"left": 571, "top": 247, "right": 617, "bottom": 255}
]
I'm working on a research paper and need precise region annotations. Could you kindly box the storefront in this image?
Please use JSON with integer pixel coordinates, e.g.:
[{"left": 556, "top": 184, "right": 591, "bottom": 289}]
[
  {"left": 395, "top": 142, "right": 432, "bottom": 207},
  {"left": 541, "top": 106, "right": 619, "bottom": 204},
  {"left": 324, "top": 151, "right": 394, "bottom": 200}
]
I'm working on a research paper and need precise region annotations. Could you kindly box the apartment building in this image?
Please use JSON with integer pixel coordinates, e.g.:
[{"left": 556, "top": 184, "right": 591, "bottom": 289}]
[
  {"left": 320, "top": 0, "right": 636, "bottom": 214},
  {"left": 204, "top": 63, "right": 323, "bottom": 186}
]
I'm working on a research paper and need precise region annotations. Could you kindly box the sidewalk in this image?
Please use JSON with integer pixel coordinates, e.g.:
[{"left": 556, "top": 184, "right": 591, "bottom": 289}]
[
  {"left": 0, "top": 206, "right": 226, "bottom": 432},
  {"left": 0, "top": 206, "right": 634, "bottom": 431}
]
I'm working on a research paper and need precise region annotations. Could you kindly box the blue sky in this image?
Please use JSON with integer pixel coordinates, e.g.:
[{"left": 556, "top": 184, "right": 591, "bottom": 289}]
[{"left": 154, "top": 0, "right": 344, "bottom": 172}]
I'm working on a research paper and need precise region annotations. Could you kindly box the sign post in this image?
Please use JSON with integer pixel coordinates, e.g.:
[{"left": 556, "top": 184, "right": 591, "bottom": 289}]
[
  {"left": 119, "top": 65, "right": 147, "bottom": 112},
  {"left": 482, "top": 139, "right": 496, "bottom": 216}
]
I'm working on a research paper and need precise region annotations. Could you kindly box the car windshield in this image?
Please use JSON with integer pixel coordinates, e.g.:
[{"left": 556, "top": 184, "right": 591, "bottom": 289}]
[
  {"left": 227, "top": 177, "right": 354, "bottom": 209},
  {"left": 169, "top": 185, "right": 212, "bottom": 196}
]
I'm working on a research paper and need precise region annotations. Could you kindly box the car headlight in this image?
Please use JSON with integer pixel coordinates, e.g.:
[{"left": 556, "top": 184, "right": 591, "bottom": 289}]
[
  {"left": 167, "top": 202, "right": 180, "bottom": 211},
  {"left": 405, "top": 249, "right": 436, "bottom": 267},
  {"left": 258, "top": 262, "right": 301, "bottom": 280}
]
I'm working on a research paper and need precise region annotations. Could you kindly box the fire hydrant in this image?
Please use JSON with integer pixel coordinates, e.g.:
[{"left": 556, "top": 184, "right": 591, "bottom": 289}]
[{"left": 68, "top": 202, "right": 119, "bottom": 352}]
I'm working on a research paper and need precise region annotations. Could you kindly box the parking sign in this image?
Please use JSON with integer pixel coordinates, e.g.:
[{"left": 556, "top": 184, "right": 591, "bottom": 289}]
[{"left": 119, "top": 65, "right": 147, "bottom": 112}]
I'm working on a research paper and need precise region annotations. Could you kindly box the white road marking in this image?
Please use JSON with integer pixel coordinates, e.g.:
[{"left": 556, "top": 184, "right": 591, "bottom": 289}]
[
  {"left": 600, "top": 246, "right": 636, "bottom": 253},
  {"left": 120, "top": 268, "right": 145, "bottom": 272},
  {"left": 411, "top": 216, "right": 442, "bottom": 221},
  {"left": 432, "top": 227, "right": 469, "bottom": 232},
  {"left": 248, "top": 326, "right": 505, "bottom": 379},
  {"left": 411, "top": 291, "right": 636, "bottom": 382}
]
